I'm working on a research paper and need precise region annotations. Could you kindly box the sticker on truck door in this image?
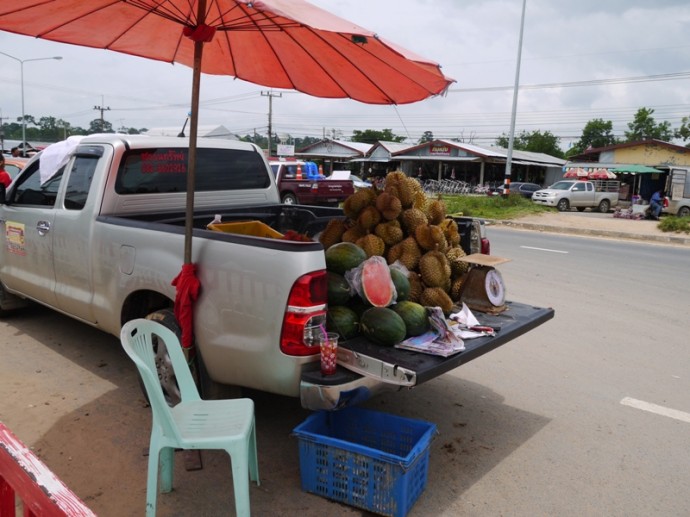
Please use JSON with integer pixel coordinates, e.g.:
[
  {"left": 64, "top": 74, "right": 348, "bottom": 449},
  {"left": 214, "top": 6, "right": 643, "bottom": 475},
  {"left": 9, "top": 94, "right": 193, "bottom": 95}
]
[{"left": 6, "top": 222, "right": 26, "bottom": 256}]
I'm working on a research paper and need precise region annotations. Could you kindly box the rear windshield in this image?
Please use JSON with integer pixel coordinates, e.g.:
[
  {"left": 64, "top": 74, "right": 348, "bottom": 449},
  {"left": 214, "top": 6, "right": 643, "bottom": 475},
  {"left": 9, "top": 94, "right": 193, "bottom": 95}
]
[{"left": 115, "top": 147, "right": 270, "bottom": 194}]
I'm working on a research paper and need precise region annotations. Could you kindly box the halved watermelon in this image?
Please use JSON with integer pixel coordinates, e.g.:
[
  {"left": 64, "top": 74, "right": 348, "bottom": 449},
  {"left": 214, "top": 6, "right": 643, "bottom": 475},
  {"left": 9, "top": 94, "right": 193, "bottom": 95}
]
[{"left": 360, "top": 256, "right": 395, "bottom": 307}]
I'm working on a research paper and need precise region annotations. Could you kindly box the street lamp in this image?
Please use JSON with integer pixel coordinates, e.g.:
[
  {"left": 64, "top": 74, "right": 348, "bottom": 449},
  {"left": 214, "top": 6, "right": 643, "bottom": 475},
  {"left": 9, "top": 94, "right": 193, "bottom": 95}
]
[{"left": 0, "top": 51, "right": 63, "bottom": 156}]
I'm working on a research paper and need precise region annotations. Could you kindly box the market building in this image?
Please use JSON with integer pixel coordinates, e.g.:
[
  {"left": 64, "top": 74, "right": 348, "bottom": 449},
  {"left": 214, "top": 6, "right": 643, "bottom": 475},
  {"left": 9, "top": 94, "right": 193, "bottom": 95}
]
[
  {"left": 295, "top": 139, "right": 373, "bottom": 173},
  {"left": 566, "top": 139, "right": 690, "bottom": 202},
  {"left": 296, "top": 138, "right": 565, "bottom": 188}
]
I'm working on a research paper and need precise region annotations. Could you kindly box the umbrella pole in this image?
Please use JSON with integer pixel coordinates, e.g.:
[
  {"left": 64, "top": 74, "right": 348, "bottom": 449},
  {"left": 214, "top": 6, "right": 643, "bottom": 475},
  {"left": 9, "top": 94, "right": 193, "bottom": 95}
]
[{"left": 184, "top": 28, "right": 205, "bottom": 265}]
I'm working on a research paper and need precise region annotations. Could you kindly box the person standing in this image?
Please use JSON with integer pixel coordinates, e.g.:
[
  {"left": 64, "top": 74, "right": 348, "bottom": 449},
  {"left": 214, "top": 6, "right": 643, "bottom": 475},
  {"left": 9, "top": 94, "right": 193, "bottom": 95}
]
[
  {"left": 10, "top": 147, "right": 20, "bottom": 157},
  {"left": 649, "top": 189, "right": 666, "bottom": 220},
  {"left": 0, "top": 155, "right": 12, "bottom": 189}
]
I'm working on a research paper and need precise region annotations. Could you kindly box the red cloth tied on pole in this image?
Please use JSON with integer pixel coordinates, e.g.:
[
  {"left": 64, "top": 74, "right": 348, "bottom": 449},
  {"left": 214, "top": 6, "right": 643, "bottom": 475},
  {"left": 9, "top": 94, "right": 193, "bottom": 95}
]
[{"left": 171, "top": 263, "right": 201, "bottom": 349}]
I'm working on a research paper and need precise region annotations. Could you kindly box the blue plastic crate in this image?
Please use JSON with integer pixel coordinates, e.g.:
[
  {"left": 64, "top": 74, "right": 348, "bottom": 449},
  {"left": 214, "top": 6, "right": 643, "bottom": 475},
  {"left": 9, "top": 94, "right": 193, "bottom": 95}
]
[{"left": 293, "top": 407, "right": 436, "bottom": 517}]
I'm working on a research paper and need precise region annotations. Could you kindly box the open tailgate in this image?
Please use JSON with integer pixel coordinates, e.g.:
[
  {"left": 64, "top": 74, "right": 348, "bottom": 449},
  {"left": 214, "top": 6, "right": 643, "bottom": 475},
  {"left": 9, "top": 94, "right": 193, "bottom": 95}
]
[{"left": 302, "top": 301, "right": 554, "bottom": 387}]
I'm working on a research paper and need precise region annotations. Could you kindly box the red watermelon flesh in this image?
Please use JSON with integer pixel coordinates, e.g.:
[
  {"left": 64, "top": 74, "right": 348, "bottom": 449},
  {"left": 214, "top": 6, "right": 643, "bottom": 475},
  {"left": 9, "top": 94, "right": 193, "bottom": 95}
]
[{"left": 361, "top": 256, "right": 395, "bottom": 307}]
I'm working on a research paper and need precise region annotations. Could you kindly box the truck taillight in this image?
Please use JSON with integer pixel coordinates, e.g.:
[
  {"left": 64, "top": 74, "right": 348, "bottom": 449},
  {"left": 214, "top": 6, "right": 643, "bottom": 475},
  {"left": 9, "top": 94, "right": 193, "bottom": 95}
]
[
  {"left": 280, "top": 270, "right": 327, "bottom": 356},
  {"left": 481, "top": 238, "right": 491, "bottom": 255}
]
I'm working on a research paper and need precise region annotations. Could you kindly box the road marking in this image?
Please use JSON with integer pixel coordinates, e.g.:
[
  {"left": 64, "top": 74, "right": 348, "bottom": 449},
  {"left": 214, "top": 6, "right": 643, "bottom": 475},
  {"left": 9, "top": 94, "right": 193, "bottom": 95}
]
[
  {"left": 620, "top": 397, "right": 690, "bottom": 423},
  {"left": 520, "top": 246, "right": 569, "bottom": 254}
]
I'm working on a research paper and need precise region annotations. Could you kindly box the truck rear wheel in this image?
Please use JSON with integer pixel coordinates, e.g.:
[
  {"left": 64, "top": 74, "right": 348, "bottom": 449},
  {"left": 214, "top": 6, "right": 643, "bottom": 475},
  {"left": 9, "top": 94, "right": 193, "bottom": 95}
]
[
  {"left": 138, "top": 309, "right": 240, "bottom": 402},
  {"left": 557, "top": 199, "right": 570, "bottom": 212},
  {"left": 598, "top": 199, "right": 610, "bottom": 213},
  {"left": 678, "top": 206, "right": 690, "bottom": 218},
  {"left": 141, "top": 309, "right": 186, "bottom": 406}
]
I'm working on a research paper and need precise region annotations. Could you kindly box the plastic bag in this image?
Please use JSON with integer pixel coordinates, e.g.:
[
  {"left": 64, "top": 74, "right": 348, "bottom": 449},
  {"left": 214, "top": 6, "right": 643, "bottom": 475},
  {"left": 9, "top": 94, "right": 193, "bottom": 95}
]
[{"left": 344, "top": 255, "right": 397, "bottom": 307}]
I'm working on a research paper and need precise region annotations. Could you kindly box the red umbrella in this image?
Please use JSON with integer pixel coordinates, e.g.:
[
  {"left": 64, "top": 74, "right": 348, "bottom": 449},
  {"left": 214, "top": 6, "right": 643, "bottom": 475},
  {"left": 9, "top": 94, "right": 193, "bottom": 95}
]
[
  {"left": 564, "top": 168, "right": 589, "bottom": 179},
  {"left": 0, "top": 0, "right": 454, "bottom": 347},
  {"left": 588, "top": 168, "right": 616, "bottom": 180}
]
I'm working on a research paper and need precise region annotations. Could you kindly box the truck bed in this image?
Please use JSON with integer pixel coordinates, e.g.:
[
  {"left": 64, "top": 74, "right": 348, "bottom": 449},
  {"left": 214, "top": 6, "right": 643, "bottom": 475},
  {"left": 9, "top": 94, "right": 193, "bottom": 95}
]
[{"left": 301, "top": 301, "right": 554, "bottom": 387}]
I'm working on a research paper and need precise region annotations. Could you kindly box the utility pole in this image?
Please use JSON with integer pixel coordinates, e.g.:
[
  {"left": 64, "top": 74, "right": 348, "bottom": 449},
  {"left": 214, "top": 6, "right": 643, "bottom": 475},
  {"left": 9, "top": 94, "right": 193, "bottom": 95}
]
[
  {"left": 93, "top": 98, "right": 111, "bottom": 132},
  {"left": 261, "top": 90, "right": 281, "bottom": 157},
  {"left": 504, "top": 0, "right": 528, "bottom": 195}
]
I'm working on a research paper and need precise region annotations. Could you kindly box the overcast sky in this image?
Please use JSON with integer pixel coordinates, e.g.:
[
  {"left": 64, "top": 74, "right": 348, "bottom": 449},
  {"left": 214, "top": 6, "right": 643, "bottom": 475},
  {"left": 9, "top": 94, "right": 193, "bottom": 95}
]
[{"left": 1, "top": 0, "right": 689, "bottom": 150}]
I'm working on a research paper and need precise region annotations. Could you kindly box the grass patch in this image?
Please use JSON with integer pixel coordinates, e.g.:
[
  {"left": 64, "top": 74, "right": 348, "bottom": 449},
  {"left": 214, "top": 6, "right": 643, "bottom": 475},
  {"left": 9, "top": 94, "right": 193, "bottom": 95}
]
[
  {"left": 441, "top": 193, "right": 553, "bottom": 220},
  {"left": 659, "top": 216, "right": 690, "bottom": 234}
]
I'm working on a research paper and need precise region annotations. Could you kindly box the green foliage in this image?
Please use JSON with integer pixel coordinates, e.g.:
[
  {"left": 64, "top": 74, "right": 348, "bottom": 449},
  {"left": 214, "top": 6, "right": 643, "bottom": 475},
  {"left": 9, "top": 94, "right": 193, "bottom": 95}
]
[
  {"left": 566, "top": 118, "right": 618, "bottom": 157},
  {"left": 442, "top": 193, "right": 552, "bottom": 219},
  {"left": 658, "top": 216, "right": 690, "bottom": 234},
  {"left": 418, "top": 130, "right": 434, "bottom": 144},
  {"left": 351, "top": 128, "right": 404, "bottom": 144},
  {"left": 495, "top": 130, "right": 564, "bottom": 158},
  {"left": 624, "top": 107, "right": 674, "bottom": 142}
]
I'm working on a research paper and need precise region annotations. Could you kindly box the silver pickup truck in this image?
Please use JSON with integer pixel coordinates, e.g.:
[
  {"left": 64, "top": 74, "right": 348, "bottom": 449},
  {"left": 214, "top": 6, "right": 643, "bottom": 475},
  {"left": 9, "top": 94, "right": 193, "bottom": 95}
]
[
  {"left": 532, "top": 180, "right": 620, "bottom": 213},
  {"left": 0, "top": 134, "right": 553, "bottom": 410}
]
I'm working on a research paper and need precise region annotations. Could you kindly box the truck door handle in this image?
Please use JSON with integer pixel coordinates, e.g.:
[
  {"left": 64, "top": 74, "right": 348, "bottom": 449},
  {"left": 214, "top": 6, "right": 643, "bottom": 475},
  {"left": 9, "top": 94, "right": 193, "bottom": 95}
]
[{"left": 36, "top": 220, "right": 51, "bottom": 236}]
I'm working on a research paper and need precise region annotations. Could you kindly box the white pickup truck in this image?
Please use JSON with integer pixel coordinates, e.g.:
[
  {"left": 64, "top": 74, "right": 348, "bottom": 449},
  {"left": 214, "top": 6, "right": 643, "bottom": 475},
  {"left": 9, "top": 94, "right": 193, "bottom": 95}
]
[
  {"left": 532, "top": 180, "right": 620, "bottom": 213},
  {"left": 665, "top": 167, "right": 690, "bottom": 217},
  {"left": 0, "top": 134, "right": 553, "bottom": 410}
]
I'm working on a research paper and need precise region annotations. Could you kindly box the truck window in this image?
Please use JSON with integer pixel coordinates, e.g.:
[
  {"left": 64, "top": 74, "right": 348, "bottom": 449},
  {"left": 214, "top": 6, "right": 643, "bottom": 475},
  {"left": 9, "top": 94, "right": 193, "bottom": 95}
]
[
  {"left": 64, "top": 154, "right": 100, "bottom": 210},
  {"left": 114, "top": 147, "right": 271, "bottom": 195},
  {"left": 12, "top": 161, "right": 64, "bottom": 207},
  {"left": 572, "top": 183, "right": 584, "bottom": 192}
]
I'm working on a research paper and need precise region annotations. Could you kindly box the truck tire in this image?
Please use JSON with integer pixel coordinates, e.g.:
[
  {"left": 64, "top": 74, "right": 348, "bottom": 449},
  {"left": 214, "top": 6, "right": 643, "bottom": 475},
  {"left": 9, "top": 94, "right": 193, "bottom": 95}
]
[
  {"left": 598, "top": 199, "right": 610, "bottom": 213},
  {"left": 0, "top": 281, "right": 29, "bottom": 316},
  {"left": 141, "top": 309, "right": 184, "bottom": 406},
  {"left": 137, "top": 309, "right": 241, "bottom": 403},
  {"left": 557, "top": 198, "right": 570, "bottom": 212},
  {"left": 678, "top": 206, "right": 690, "bottom": 218},
  {"left": 282, "top": 193, "right": 298, "bottom": 205}
]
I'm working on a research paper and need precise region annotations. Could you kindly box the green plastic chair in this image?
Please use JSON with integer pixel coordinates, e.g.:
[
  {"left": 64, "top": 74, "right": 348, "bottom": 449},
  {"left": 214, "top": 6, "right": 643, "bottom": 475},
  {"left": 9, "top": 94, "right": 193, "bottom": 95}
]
[{"left": 120, "top": 319, "right": 259, "bottom": 517}]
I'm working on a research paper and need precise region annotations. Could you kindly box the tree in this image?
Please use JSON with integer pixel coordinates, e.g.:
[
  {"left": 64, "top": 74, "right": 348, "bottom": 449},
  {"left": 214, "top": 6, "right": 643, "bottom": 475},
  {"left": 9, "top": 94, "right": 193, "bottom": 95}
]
[
  {"left": 89, "top": 118, "right": 113, "bottom": 133},
  {"left": 566, "top": 118, "right": 618, "bottom": 157},
  {"left": 418, "top": 130, "right": 434, "bottom": 144},
  {"left": 624, "top": 107, "right": 673, "bottom": 142},
  {"left": 351, "top": 128, "right": 404, "bottom": 144},
  {"left": 495, "top": 130, "right": 564, "bottom": 158},
  {"left": 675, "top": 116, "right": 690, "bottom": 147}
]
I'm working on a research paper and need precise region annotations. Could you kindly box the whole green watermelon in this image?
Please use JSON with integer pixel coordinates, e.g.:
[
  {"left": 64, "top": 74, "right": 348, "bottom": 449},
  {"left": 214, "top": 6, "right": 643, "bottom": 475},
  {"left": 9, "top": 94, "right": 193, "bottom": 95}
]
[
  {"left": 389, "top": 267, "right": 411, "bottom": 302},
  {"left": 391, "top": 301, "right": 430, "bottom": 337},
  {"left": 327, "top": 272, "right": 352, "bottom": 306},
  {"left": 325, "top": 242, "right": 367, "bottom": 275},
  {"left": 360, "top": 307, "right": 407, "bottom": 346},
  {"left": 327, "top": 305, "right": 360, "bottom": 340}
]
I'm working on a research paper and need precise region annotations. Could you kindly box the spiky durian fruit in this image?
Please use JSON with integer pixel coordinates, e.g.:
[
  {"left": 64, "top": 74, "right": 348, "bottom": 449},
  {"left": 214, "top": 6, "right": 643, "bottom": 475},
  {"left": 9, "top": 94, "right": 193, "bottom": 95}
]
[
  {"left": 425, "top": 197, "right": 446, "bottom": 225},
  {"left": 446, "top": 246, "right": 470, "bottom": 278},
  {"left": 420, "top": 287, "right": 454, "bottom": 316},
  {"left": 412, "top": 190, "right": 427, "bottom": 210},
  {"left": 450, "top": 274, "right": 467, "bottom": 302},
  {"left": 387, "top": 236, "right": 422, "bottom": 271},
  {"left": 401, "top": 208, "right": 428, "bottom": 236},
  {"left": 374, "top": 220, "right": 404, "bottom": 246},
  {"left": 407, "top": 272, "right": 424, "bottom": 303},
  {"left": 318, "top": 218, "right": 346, "bottom": 250},
  {"left": 415, "top": 224, "right": 448, "bottom": 252},
  {"left": 342, "top": 225, "right": 367, "bottom": 243},
  {"left": 357, "top": 205, "right": 382, "bottom": 232},
  {"left": 356, "top": 234, "right": 386, "bottom": 258},
  {"left": 419, "top": 250, "right": 451, "bottom": 288},
  {"left": 439, "top": 218, "right": 461, "bottom": 247},
  {"left": 342, "top": 188, "right": 375, "bottom": 219},
  {"left": 375, "top": 191, "right": 403, "bottom": 221}
]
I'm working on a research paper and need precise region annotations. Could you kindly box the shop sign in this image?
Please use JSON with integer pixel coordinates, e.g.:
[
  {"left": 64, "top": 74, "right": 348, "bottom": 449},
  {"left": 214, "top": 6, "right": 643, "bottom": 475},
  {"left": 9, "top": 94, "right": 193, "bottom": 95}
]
[{"left": 429, "top": 145, "right": 451, "bottom": 156}]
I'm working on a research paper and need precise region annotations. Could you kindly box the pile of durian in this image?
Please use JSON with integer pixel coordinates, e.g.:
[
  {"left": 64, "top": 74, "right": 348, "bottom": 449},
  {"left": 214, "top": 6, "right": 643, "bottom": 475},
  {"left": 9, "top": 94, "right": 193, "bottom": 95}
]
[{"left": 319, "top": 170, "right": 470, "bottom": 315}]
